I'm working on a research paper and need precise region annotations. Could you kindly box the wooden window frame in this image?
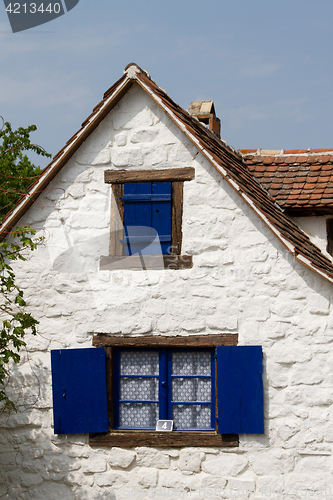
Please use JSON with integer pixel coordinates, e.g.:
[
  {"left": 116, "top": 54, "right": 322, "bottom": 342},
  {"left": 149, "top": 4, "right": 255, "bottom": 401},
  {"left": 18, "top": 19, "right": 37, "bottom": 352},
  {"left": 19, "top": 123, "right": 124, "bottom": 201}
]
[
  {"left": 89, "top": 333, "right": 239, "bottom": 448},
  {"left": 101, "top": 168, "right": 195, "bottom": 270},
  {"left": 327, "top": 219, "right": 333, "bottom": 257}
]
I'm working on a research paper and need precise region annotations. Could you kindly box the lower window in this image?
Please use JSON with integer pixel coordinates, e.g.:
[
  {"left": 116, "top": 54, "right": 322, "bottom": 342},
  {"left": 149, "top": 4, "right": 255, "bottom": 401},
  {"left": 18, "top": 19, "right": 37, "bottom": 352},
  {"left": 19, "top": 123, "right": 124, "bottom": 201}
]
[
  {"left": 114, "top": 349, "right": 215, "bottom": 431},
  {"left": 50, "top": 333, "right": 263, "bottom": 447}
]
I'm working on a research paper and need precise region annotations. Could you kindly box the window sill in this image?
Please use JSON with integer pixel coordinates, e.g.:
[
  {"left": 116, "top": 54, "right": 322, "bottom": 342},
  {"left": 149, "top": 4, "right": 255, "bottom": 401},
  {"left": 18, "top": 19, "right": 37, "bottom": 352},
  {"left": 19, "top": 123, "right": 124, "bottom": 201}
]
[
  {"left": 89, "top": 430, "right": 238, "bottom": 448},
  {"left": 100, "top": 255, "right": 193, "bottom": 270}
]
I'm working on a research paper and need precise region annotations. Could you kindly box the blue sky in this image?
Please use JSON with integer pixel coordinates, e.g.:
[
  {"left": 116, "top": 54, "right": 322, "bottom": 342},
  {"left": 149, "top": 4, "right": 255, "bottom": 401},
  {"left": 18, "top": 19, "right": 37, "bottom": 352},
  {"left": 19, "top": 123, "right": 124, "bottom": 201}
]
[{"left": 1, "top": 0, "right": 333, "bottom": 169}]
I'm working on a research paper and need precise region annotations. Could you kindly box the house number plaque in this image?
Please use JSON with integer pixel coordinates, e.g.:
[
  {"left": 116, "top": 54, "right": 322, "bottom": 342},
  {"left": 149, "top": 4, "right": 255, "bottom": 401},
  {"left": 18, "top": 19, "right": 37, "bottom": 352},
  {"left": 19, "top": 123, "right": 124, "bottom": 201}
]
[{"left": 156, "top": 420, "right": 173, "bottom": 432}]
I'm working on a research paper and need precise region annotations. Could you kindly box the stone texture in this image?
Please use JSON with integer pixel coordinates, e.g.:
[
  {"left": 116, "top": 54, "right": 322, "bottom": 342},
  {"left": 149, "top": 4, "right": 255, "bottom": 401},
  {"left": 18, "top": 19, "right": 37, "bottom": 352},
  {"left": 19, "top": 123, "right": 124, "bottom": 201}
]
[
  {"left": 108, "top": 448, "right": 135, "bottom": 468},
  {"left": 95, "top": 471, "right": 128, "bottom": 487},
  {"left": 1, "top": 82, "right": 333, "bottom": 500},
  {"left": 137, "top": 467, "right": 158, "bottom": 488},
  {"left": 131, "top": 129, "right": 158, "bottom": 143},
  {"left": 202, "top": 454, "right": 248, "bottom": 476},
  {"left": 178, "top": 449, "right": 205, "bottom": 473},
  {"left": 135, "top": 448, "right": 169, "bottom": 468},
  {"left": 83, "top": 457, "right": 107, "bottom": 473}
]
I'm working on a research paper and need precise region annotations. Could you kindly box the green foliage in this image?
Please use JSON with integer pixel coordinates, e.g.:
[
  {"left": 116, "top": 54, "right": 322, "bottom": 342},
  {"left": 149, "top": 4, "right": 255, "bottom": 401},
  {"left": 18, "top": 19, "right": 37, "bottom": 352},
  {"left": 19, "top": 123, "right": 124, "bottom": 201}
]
[
  {"left": 0, "top": 121, "right": 51, "bottom": 220},
  {"left": 0, "top": 227, "right": 41, "bottom": 409}
]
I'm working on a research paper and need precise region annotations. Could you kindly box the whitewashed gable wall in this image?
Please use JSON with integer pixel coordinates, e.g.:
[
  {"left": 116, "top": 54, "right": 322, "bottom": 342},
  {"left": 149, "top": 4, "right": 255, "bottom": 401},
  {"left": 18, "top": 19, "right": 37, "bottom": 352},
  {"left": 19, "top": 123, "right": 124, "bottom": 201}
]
[{"left": 1, "top": 84, "right": 333, "bottom": 499}]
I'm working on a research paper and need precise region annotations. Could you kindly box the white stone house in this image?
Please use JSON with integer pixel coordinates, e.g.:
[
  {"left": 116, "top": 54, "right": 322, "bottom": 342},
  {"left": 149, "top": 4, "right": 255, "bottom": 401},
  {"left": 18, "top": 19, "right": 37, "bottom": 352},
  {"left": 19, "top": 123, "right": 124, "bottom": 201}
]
[{"left": 1, "top": 63, "right": 333, "bottom": 500}]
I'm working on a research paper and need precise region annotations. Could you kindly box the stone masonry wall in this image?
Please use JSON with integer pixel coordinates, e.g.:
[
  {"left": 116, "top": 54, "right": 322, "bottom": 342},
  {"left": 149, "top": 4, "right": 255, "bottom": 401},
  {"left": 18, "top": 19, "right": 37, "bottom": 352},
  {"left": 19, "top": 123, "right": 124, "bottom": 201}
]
[{"left": 1, "top": 84, "right": 333, "bottom": 499}]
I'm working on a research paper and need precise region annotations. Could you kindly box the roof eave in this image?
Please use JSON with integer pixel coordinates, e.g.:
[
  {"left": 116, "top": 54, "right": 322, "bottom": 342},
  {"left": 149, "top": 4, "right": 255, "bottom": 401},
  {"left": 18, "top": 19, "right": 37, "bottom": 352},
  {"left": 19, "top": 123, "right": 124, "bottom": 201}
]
[{"left": 0, "top": 74, "right": 133, "bottom": 240}]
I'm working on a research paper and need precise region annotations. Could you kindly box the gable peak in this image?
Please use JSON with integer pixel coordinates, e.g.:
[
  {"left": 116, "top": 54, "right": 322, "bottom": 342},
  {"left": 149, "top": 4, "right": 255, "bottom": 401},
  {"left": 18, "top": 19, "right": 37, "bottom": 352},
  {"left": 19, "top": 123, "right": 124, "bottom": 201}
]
[{"left": 123, "top": 63, "right": 150, "bottom": 80}]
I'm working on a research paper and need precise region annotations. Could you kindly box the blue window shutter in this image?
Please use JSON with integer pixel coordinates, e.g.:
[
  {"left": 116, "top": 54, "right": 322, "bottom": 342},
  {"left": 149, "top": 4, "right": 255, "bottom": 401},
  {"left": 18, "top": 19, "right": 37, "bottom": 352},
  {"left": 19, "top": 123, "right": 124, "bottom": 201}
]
[
  {"left": 216, "top": 346, "right": 264, "bottom": 434},
  {"left": 123, "top": 182, "right": 171, "bottom": 255},
  {"left": 51, "top": 347, "right": 109, "bottom": 434}
]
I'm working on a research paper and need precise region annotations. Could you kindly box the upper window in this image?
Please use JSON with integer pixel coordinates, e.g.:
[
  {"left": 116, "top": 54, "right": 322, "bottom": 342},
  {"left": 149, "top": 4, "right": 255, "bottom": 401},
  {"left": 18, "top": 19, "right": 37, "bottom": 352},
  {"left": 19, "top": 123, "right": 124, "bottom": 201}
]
[
  {"left": 114, "top": 348, "right": 215, "bottom": 431},
  {"left": 122, "top": 182, "right": 172, "bottom": 255},
  {"left": 101, "top": 168, "right": 195, "bottom": 270}
]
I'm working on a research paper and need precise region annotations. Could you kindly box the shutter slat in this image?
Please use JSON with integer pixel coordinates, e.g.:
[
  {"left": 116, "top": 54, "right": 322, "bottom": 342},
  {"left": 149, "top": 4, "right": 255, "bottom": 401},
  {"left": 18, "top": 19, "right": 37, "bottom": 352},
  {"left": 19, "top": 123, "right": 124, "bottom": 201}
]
[
  {"left": 51, "top": 347, "right": 109, "bottom": 434},
  {"left": 123, "top": 182, "right": 171, "bottom": 255},
  {"left": 216, "top": 346, "right": 264, "bottom": 434},
  {"left": 121, "top": 194, "right": 171, "bottom": 201}
]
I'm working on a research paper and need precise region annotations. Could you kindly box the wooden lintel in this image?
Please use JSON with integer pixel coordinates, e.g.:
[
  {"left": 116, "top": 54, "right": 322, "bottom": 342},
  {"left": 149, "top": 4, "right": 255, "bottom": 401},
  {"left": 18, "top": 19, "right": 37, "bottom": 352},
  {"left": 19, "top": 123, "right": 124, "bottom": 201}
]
[
  {"left": 100, "top": 254, "right": 193, "bottom": 270},
  {"left": 89, "top": 430, "right": 238, "bottom": 448},
  {"left": 92, "top": 333, "right": 238, "bottom": 348},
  {"left": 104, "top": 167, "right": 195, "bottom": 184}
]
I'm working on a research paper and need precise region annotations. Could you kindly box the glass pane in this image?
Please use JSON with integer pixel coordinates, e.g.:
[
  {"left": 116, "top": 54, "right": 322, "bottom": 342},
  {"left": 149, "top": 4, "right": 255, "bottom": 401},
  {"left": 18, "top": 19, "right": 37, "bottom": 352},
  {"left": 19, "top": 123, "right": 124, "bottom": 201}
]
[
  {"left": 172, "top": 378, "right": 211, "bottom": 402},
  {"left": 120, "top": 351, "right": 159, "bottom": 375},
  {"left": 172, "top": 352, "right": 211, "bottom": 376},
  {"left": 120, "top": 377, "right": 158, "bottom": 401},
  {"left": 172, "top": 405, "right": 211, "bottom": 429},
  {"left": 119, "top": 403, "right": 158, "bottom": 428}
]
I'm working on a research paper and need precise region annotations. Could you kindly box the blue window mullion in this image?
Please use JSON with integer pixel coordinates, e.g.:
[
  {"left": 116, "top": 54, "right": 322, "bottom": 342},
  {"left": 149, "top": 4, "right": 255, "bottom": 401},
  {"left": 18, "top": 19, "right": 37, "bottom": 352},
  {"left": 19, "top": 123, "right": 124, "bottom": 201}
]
[
  {"left": 211, "top": 350, "right": 216, "bottom": 430},
  {"left": 167, "top": 350, "right": 173, "bottom": 420},
  {"left": 171, "top": 401, "right": 211, "bottom": 405},
  {"left": 120, "top": 400, "right": 159, "bottom": 404},
  {"left": 159, "top": 349, "right": 168, "bottom": 419},
  {"left": 113, "top": 349, "right": 120, "bottom": 429}
]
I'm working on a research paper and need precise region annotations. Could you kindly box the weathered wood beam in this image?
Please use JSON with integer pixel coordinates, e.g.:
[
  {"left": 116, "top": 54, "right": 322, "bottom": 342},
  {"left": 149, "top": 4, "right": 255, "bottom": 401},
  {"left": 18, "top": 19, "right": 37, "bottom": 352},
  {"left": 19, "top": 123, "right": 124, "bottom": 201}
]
[
  {"left": 92, "top": 333, "right": 238, "bottom": 348},
  {"left": 104, "top": 167, "right": 195, "bottom": 184}
]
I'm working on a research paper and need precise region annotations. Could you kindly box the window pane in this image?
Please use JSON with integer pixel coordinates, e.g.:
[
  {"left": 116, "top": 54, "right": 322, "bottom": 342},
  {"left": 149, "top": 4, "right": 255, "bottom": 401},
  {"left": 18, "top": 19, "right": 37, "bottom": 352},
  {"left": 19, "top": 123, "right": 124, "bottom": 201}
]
[
  {"left": 120, "top": 351, "right": 159, "bottom": 375},
  {"left": 172, "top": 352, "right": 211, "bottom": 376},
  {"left": 172, "top": 378, "right": 211, "bottom": 402},
  {"left": 120, "top": 403, "right": 159, "bottom": 428},
  {"left": 120, "top": 377, "right": 158, "bottom": 401},
  {"left": 172, "top": 405, "right": 211, "bottom": 429}
]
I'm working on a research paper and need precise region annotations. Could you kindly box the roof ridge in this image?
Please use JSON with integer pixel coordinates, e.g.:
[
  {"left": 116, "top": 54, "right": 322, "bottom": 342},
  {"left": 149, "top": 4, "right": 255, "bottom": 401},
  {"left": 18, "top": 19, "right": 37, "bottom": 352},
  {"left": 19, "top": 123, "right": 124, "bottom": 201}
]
[{"left": 241, "top": 148, "right": 333, "bottom": 157}]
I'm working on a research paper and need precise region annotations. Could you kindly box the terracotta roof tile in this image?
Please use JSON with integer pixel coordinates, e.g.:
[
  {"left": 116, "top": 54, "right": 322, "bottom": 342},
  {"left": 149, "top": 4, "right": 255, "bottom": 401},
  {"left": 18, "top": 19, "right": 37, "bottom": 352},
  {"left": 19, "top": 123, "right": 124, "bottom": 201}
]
[
  {"left": 319, "top": 155, "right": 330, "bottom": 163},
  {"left": 293, "top": 183, "right": 305, "bottom": 189},
  {"left": 283, "top": 178, "right": 295, "bottom": 184},
  {"left": 273, "top": 157, "right": 286, "bottom": 164},
  {"left": 296, "top": 156, "right": 308, "bottom": 163},
  {"left": 286, "top": 156, "right": 297, "bottom": 164},
  {"left": 243, "top": 150, "right": 333, "bottom": 213},
  {"left": 308, "top": 156, "right": 320, "bottom": 164}
]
